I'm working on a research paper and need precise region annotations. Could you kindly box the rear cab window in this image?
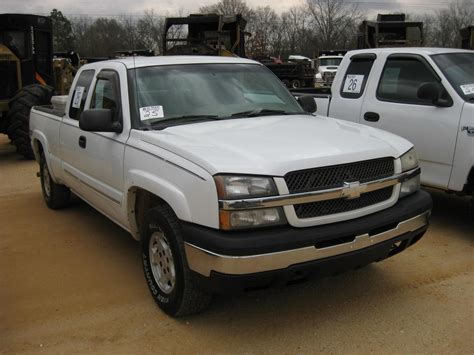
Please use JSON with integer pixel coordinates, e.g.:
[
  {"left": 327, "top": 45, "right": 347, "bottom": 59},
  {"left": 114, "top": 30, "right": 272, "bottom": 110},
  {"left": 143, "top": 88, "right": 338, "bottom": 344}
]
[
  {"left": 340, "top": 54, "right": 376, "bottom": 99},
  {"left": 69, "top": 69, "right": 95, "bottom": 120}
]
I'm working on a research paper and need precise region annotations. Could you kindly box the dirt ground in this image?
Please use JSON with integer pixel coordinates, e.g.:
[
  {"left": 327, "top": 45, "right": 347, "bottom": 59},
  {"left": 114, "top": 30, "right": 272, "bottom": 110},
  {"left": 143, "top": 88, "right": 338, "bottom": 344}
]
[{"left": 0, "top": 135, "right": 473, "bottom": 354}]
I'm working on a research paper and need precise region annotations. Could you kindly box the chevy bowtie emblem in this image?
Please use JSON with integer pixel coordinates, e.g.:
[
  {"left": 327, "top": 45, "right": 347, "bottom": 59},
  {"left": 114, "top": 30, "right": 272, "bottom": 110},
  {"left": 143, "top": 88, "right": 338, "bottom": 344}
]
[{"left": 342, "top": 181, "right": 367, "bottom": 199}]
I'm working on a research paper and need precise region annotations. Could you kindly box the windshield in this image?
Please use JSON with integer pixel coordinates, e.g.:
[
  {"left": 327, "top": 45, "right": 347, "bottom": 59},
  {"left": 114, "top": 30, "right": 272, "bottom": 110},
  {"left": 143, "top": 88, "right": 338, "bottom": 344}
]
[
  {"left": 319, "top": 58, "right": 342, "bottom": 67},
  {"left": 129, "top": 63, "right": 303, "bottom": 128},
  {"left": 431, "top": 53, "right": 474, "bottom": 101}
]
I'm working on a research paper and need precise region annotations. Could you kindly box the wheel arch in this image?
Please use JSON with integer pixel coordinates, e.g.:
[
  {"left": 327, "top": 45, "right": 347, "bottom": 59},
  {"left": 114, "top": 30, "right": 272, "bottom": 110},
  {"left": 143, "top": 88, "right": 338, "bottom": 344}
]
[
  {"left": 31, "top": 135, "right": 44, "bottom": 163},
  {"left": 464, "top": 167, "right": 474, "bottom": 195},
  {"left": 126, "top": 182, "right": 192, "bottom": 241}
]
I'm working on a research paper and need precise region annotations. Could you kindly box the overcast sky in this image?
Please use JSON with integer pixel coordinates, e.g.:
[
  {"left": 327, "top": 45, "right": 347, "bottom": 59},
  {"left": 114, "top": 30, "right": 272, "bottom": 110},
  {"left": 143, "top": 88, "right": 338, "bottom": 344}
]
[{"left": 2, "top": 0, "right": 452, "bottom": 18}]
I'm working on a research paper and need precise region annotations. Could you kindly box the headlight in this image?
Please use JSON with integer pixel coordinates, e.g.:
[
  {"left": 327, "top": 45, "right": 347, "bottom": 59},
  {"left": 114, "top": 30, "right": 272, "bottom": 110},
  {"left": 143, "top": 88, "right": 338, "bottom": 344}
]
[
  {"left": 399, "top": 148, "right": 420, "bottom": 198},
  {"left": 214, "top": 175, "right": 278, "bottom": 199},
  {"left": 219, "top": 208, "right": 286, "bottom": 230},
  {"left": 214, "top": 175, "right": 285, "bottom": 229},
  {"left": 400, "top": 148, "right": 418, "bottom": 172}
]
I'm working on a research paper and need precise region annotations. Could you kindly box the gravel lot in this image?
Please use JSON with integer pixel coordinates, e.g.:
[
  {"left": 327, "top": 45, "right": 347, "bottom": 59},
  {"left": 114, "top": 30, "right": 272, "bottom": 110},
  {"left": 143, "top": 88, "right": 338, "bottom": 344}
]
[{"left": 0, "top": 135, "right": 473, "bottom": 354}]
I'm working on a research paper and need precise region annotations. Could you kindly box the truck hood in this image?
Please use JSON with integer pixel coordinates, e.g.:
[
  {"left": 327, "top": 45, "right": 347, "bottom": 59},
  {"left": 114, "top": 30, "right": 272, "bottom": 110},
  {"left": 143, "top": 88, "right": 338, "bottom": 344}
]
[{"left": 139, "top": 115, "right": 412, "bottom": 176}]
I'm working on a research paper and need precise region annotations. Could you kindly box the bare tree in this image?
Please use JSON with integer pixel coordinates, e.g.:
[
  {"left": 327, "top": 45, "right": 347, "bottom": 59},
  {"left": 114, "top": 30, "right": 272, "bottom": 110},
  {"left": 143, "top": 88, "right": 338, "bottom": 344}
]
[
  {"left": 306, "top": 0, "right": 361, "bottom": 50},
  {"left": 120, "top": 15, "right": 143, "bottom": 50},
  {"left": 280, "top": 6, "right": 313, "bottom": 57},
  {"left": 246, "top": 6, "right": 280, "bottom": 57},
  {"left": 70, "top": 16, "right": 93, "bottom": 55},
  {"left": 135, "top": 10, "right": 166, "bottom": 53},
  {"left": 430, "top": 0, "right": 473, "bottom": 47},
  {"left": 199, "top": 0, "right": 252, "bottom": 19}
]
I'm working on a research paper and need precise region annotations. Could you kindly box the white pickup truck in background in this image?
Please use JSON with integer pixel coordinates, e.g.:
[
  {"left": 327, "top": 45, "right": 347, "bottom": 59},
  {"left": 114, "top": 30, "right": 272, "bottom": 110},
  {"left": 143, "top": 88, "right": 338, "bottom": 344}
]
[
  {"left": 29, "top": 56, "right": 432, "bottom": 317},
  {"left": 315, "top": 54, "right": 344, "bottom": 88},
  {"left": 302, "top": 48, "right": 474, "bottom": 216}
]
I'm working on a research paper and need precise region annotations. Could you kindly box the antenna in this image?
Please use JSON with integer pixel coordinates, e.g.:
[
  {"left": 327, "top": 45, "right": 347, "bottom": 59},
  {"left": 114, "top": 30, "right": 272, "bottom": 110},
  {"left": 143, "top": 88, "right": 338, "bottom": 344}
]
[{"left": 130, "top": 19, "right": 140, "bottom": 128}]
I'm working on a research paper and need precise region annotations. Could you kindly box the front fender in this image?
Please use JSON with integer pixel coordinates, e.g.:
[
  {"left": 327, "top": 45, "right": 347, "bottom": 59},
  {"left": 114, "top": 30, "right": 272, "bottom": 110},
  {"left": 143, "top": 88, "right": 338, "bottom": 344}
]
[{"left": 126, "top": 169, "right": 192, "bottom": 222}]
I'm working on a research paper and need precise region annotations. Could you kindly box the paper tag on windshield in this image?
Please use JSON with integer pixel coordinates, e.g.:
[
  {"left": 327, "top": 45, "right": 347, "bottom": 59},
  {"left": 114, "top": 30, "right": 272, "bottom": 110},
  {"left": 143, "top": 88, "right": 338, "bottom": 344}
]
[
  {"left": 460, "top": 84, "right": 474, "bottom": 95},
  {"left": 72, "top": 86, "right": 85, "bottom": 108},
  {"left": 140, "top": 106, "right": 164, "bottom": 121},
  {"left": 342, "top": 75, "right": 364, "bottom": 94}
]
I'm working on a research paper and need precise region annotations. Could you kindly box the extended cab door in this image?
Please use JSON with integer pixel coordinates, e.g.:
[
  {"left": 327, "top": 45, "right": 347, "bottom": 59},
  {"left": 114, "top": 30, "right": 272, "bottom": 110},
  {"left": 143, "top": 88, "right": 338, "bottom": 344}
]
[
  {"left": 360, "top": 53, "right": 463, "bottom": 189},
  {"left": 327, "top": 53, "right": 376, "bottom": 122},
  {"left": 60, "top": 63, "right": 130, "bottom": 223}
]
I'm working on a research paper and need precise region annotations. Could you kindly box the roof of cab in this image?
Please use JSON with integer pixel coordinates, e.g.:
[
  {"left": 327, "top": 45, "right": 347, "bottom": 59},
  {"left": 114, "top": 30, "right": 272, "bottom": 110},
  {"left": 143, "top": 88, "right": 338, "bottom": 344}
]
[
  {"left": 347, "top": 47, "right": 473, "bottom": 56},
  {"left": 88, "top": 55, "right": 260, "bottom": 69}
]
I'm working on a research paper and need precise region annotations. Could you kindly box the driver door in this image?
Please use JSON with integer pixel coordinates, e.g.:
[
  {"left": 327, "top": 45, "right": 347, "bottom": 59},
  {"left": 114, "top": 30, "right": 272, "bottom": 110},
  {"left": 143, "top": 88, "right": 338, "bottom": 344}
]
[
  {"left": 360, "top": 54, "right": 463, "bottom": 189},
  {"left": 60, "top": 65, "right": 128, "bottom": 222}
]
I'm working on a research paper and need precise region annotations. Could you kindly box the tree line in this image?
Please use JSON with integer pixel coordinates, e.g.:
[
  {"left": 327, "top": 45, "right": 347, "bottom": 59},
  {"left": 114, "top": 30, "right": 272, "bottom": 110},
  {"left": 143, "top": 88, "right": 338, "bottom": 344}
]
[{"left": 50, "top": 0, "right": 473, "bottom": 59}]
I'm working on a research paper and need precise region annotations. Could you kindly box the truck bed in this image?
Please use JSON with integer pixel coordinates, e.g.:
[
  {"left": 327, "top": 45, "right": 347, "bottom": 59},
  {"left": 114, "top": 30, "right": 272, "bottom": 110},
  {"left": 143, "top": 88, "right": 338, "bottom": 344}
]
[
  {"left": 33, "top": 105, "right": 64, "bottom": 118},
  {"left": 291, "top": 88, "right": 332, "bottom": 116}
]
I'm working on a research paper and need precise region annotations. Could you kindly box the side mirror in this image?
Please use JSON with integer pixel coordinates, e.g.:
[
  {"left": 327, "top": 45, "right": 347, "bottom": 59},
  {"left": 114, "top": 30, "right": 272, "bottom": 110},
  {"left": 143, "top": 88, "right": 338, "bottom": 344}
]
[
  {"left": 297, "top": 95, "right": 317, "bottom": 113},
  {"left": 79, "top": 109, "right": 122, "bottom": 133},
  {"left": 417, "top": 82, "right": 452, "bottom": 107}
]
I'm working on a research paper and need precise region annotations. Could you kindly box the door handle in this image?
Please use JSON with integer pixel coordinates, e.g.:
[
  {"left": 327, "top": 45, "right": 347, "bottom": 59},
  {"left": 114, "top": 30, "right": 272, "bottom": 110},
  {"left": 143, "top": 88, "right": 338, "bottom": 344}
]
[
  {"left": 78, "top": 136, "right": 86, "bottom": 149},
  {"left": 363, "top": 112, "right": 380, "bottom": 122},
  {"left": 461, "top": 126, "right": 474, "bottom": 135}
]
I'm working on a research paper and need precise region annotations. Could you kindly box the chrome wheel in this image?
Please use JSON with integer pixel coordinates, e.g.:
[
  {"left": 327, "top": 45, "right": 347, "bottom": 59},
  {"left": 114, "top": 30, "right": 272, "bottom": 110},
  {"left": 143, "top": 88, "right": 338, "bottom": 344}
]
[
  {"left": 149, "top": 231, "right": 176, "bottom": 294},
  {"left": 42, "top": 162, "right": 51, "bottom": 198}
]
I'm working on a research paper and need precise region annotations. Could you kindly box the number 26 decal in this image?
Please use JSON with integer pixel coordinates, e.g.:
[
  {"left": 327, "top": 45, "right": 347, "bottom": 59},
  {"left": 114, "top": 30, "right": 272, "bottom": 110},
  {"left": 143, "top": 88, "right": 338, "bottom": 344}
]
[{"left": 343, "top": 75, "right": 364, "bottom": 94}]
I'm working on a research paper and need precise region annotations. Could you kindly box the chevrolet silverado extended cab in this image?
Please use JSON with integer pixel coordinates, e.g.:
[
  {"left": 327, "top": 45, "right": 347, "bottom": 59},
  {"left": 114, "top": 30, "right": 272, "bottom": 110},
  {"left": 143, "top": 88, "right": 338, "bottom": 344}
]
[
  {"left": 305, "top": 48, "right": 474, "bottom": 217},
  {"left": 30, "top": 56, "right": 432, "bottom": 316}
]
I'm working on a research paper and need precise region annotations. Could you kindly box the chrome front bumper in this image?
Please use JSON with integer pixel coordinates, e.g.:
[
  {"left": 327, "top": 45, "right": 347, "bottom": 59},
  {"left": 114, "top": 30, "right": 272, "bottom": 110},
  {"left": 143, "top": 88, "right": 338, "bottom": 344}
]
[{"left": 184, "top": 211, "right": 430, "bottom": 277}]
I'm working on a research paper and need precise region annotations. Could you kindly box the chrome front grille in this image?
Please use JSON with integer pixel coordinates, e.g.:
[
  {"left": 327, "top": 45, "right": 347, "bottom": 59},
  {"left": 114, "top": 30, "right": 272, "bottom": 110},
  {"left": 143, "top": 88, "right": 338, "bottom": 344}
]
[
  {"left": 322, "top": 72, "right": 336, "bottom": 82},
  {"left": 294, "top": 186, "right": 394, "bottom": 218},
  {"left": 285, "top": 158, "right": 394, "bottom": 193},
  {"left": 285, "top": 158, "right": 395, "bottom": 219}
]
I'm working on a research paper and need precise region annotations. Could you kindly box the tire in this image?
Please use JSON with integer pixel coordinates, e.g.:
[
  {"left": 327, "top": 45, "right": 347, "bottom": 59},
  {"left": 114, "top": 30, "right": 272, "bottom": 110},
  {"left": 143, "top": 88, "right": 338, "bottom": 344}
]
[
  {"left": 141, "top": 205, "right": 212, "bottom": 317},
  {"left": 39, "top": 152, "right": 71, "bottom": 209},
  {"left": 0, "top": 115, "right": 9, "bottom": 134},
  {"left": 282, "top": 79, "right": 291, "bottom": 88},
  {"left": 7, "top": 84, "right": 54, "bottom": 159},
  {"left": 291, "top": 79, "right": 301, "bottom": 89}
]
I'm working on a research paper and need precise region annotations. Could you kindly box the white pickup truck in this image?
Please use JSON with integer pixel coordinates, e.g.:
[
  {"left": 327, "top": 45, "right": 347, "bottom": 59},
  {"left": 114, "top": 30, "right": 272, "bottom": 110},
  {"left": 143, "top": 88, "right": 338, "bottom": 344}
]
[
  {"left": 30, "top": 56, "right": 432, "bottom": 317},
  {"left": 306, "top": 48, "right": 473, "bottom": 216}
]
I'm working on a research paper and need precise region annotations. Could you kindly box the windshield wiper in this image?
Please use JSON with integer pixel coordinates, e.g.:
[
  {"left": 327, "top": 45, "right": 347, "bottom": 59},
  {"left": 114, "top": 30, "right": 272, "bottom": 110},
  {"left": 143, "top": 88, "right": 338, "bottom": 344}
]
[
  {"left": 146, "top": 114, "right": 221, "bottom": 130},
  {"left": 159, "top": 114, "right": 220, "bottom": 121},
  {"left": 230, "top": 109, "right": 307, "bottom": 118}
]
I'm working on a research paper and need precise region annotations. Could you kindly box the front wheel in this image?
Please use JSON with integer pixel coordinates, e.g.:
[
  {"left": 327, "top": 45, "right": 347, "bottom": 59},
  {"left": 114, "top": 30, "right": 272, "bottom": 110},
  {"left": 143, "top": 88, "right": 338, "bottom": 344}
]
[
  {"left": 39, "top": 152, "right": 71, "bottom": 209},
  {"left": 141, "top": 205, "right": 212, "bottom": 317}
]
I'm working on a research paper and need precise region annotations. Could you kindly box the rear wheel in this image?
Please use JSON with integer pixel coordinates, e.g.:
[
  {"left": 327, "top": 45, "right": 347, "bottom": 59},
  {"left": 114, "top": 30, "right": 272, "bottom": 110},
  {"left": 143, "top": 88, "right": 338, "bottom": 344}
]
[
  {"left": 141, "top": 205, "right": 212, "bottom": 317},
  {"left": 7, "top": 84, "right": 54, "bottom": 159},
  {"left": 39, "top": 152, "right": 71, "bottom": 209},
  {"left": 291, "top": 79, "right": 301, "bottom": 89}
]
